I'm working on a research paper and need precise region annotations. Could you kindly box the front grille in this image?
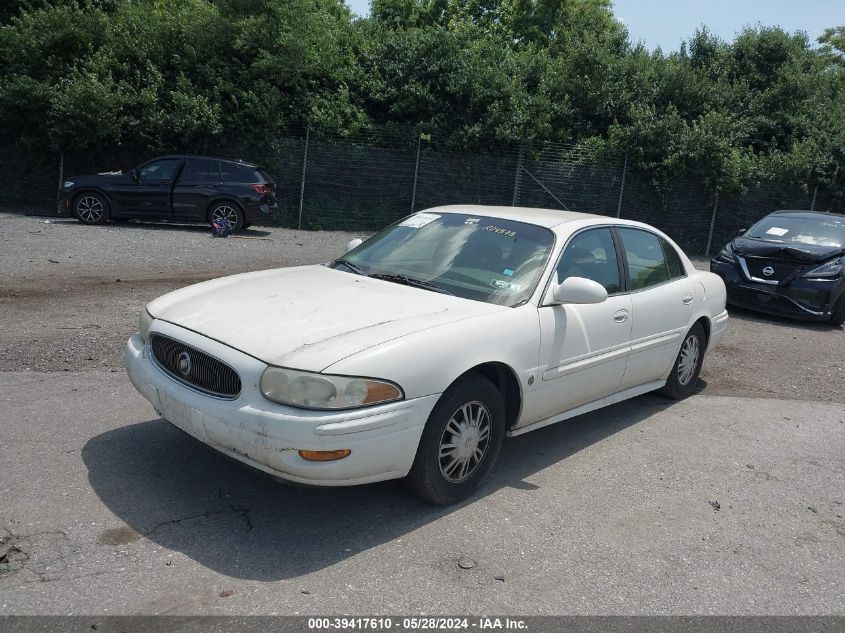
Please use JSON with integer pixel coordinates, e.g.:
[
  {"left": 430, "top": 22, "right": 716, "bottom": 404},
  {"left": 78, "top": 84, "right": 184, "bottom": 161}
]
[
  {"left": 150, "top": 334, "right": 241, "bottom": 399},
  {"left": 742, "top": 256, "right": 804, "bottom": 284}
]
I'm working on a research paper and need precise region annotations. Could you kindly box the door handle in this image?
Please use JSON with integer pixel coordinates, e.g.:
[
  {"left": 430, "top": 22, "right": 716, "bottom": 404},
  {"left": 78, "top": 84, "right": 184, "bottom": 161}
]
[
  {"left": 613, "top": 310, "right": 629, "bottom": 323},
  {"left": 682, "top": 293, "right": 694, "bottom": 305}
]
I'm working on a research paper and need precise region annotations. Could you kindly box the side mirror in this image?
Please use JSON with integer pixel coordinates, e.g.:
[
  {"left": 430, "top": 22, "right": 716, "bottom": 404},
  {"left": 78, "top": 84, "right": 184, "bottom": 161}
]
[
  {"left": 547, "top": 277, "right": 608, "bottom": 306},
  {"left": 345, "top": 238, "right": 363, "bottom": 254},
  {"left": 130, "top": 169, "right": 140, "bottom": 182},
  {"left": 736, "top": 227, "right": 746, "bottom": 236}
]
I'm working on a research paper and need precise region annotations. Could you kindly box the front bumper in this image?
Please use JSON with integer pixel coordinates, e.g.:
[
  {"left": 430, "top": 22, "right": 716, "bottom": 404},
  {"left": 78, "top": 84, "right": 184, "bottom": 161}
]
[
  {"left": 710, "top": 259, "right": 843, "bottom": 321},
  {"left": 124, "top": 321, "right": 437, "bottom": 486}
]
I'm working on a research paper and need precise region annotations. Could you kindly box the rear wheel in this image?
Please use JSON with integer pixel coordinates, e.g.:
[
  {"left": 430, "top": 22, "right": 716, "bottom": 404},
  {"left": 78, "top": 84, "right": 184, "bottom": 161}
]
[
  {"left": 208, "top": 202, "right": 244, "bottom": 232},
  {"left": 407, "top": 374, "right": 505, "bottom": 504},
  {"left": 74, "top": 193, "right": 108, "bottom": 225},
  {"left": 659, "top": 322, "right": 706, "bottom": 400}
]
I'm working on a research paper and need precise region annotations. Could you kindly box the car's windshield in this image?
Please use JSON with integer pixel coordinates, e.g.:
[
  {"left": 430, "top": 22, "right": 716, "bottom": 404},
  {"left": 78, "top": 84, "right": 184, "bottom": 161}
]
[
  {"left": 746, "top": 214, "right": 845, "bottom": 247},
  {"left": 331, "top": 212, "right": 555, "bottom": 306}
]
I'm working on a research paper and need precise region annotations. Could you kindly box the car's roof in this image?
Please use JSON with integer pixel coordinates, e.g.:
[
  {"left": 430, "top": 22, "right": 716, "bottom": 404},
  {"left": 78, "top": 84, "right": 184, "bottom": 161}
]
[
  {"left": 155, "top": 154, "right": 261, "bottom": 168},
  {"left": 768, "top": 210, "right": 844, "bottom": 221},
  {"left": 424, "top": 204, "right": 604, "bottom": 228}
]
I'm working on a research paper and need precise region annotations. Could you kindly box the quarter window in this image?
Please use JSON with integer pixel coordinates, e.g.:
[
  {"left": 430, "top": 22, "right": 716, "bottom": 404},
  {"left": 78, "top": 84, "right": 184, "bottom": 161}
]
[
  {"left": 555, "top": 228, "right": 621, "bottom": 294},
  {"left": 662, "top": 238, "right": 686, "bottom": 279},
  {"left": 618, "top": 228, "right": 670, "bottom": 290}
]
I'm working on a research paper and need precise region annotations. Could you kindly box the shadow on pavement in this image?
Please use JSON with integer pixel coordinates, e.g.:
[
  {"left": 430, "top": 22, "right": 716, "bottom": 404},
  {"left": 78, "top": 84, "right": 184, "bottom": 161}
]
[{"left": 81, "top": 393, "right": 675, "bottom": 581}]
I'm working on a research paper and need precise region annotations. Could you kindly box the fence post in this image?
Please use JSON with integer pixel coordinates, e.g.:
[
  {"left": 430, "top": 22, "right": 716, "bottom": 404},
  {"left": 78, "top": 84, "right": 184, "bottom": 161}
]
[
  {"left": 297, "top": 127, "right": 309, "bottom": 230},
  {"left": 615, "top": 153, "right": 627, "bottom": 218},
  {"left": 56, "top": 151, "right": 64, "bottom": 216},
  {"left": 705, "top": 191, "right": 719, "bottom": 257},
  {"left": 410, "top": 134, "right": 422, "bottom": 213},
  {"left": 512, "top": 143, "right": 525, "bottom": 206},
  {"left": 810, "top": 184, "right": 818, "bottom": 211}
]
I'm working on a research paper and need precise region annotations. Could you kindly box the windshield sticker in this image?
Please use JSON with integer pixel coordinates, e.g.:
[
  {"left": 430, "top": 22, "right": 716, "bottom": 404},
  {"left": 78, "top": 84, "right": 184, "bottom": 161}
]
[
  {"left": 765, "top": 227, "right": 789, "bottom": 237},
  {"left": 483, "top": 225, "right": 517, "bottom": 238},
  {"left": 399, "top": 213, "right": 440, "bottom": 228},
  {"left": 491, "top": 279, "right": 522, "bottom": 292},
  {"left": 503, "top": 268, "right": 514, "bottom": 276},
  {"left": 464, "top": 217, "right": 480, "bottom": 225}
]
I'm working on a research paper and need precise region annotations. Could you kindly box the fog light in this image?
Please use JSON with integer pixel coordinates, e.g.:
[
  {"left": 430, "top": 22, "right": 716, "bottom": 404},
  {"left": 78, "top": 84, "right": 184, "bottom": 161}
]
[{"left": 298, "top": 449, "right": 351, "bottom": 462}]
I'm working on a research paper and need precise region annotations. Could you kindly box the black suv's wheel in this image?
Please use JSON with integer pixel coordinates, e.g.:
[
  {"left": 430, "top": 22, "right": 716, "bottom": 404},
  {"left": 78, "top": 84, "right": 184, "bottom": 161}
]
[
  {"left": 407, "top": 374, "right": 505, "bottom": 504},
  {"left": 659, "top": 322, "right": 706, "bottom": 400},
  {"left": 208, "top": 202, "right": 244, "bottom": 232},
  {"left": 74, "top": 192, "right": 108, "bottom": 225}
]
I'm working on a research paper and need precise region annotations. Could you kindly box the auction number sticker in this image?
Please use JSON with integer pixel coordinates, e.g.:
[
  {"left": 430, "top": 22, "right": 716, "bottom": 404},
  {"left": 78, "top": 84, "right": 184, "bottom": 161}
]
[{"left": 399, "top": 213, "right": 440, "bottom": 228}]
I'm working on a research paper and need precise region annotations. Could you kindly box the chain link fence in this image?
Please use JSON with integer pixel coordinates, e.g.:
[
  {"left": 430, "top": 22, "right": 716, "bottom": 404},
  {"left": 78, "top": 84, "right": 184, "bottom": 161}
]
[{"left": 1, "top": 128, "right": 841, "bottom": 255}]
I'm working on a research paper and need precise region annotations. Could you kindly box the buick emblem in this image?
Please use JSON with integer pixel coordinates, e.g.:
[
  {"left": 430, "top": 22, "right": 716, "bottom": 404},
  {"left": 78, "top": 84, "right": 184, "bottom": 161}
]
[
  {"left": 762, "top": 266, "right": 774, "bottom": 277},
  {"left": 177, "top": 351, "right": 192, "bottom": 377}
]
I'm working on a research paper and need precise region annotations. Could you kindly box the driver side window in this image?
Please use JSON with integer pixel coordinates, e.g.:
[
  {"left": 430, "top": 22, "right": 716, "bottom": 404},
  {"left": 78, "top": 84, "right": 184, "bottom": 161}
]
[
  {"left": 556, "top": 228, "right": 621, "bottom": 294},
  {"left": 139, "top": 159, "right": 181, "bottom": 182}
]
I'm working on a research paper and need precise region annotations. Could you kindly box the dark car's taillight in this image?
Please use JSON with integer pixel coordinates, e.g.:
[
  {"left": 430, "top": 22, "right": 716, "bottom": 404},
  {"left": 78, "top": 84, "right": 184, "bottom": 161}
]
[{"left": 250, "top": 183, "right": 274, "bottom": 195}]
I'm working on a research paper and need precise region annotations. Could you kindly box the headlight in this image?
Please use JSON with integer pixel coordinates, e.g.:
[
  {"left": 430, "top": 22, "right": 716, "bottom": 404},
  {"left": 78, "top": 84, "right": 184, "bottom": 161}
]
[
  {"left": 803, "top": 257, "right": 843, "bottom": 279},
  {"left": 716, "top": 243, "right": 736, "bottom": 263},
  {"left": 260, "top": 366, "right": 403, "bottom": 410},
  {"left": 138, "top": 308, "right": 154, "bottom": 342},
  {"left": 63, "top": 180, "right": 74, "bottom": 189}
]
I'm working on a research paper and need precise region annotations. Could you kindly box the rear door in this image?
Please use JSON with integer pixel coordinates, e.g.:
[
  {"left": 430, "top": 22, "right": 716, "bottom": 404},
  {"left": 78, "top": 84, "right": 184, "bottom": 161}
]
[
  {"left": 172, "top": 158, "right": 222, "bottom": 220},
  {"left": 616, "top": 227, "right": 696, "bottom": 390},
  {"left": 111, "top": 158, "right": 183, "bottom": 217}
]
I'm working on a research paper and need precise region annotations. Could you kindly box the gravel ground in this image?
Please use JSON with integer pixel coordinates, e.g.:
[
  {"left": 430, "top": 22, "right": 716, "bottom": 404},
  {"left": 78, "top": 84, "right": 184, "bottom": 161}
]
[{"left": 1, "top": 212, "right": 842, "bottom": 401}]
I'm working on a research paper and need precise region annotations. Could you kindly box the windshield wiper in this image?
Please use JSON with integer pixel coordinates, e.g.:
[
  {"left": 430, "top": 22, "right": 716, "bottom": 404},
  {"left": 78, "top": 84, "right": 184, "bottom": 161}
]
[
  {"left": 333, "top": 258, "right": 366, "bottom": 275},
  {"left": 369, "top": 273, "right": 453, "bottom": 295}
]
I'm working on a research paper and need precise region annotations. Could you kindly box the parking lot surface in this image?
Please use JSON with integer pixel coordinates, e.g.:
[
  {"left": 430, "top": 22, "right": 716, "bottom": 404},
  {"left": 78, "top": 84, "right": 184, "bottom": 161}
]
[{"left": 1, "top": 213, "right": 843, "bottom": 614}]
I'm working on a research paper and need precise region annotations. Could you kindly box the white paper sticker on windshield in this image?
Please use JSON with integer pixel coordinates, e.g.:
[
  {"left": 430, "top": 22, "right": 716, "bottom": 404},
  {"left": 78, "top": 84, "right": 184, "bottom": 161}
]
[
  {"left": 765, "top": 227, "right": 789, "bottom": 236},
  {"left": 399, "top": 213, "right": 440, "bottom": 228}
]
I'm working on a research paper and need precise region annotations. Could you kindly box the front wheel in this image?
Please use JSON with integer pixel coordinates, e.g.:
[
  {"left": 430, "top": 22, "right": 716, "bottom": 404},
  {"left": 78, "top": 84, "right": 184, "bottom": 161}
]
[
  {"left": 208, "top": 202, "right": 244, "bottom": 232},
  {"left": 659, "top": 322, "right": 706, "bottom": 400},
  {"left": 407, "top": 374, "right": 505, "bottom": 504},
  {"left": 830, "top": 297, "right": 845, "bottom": 327},
  {"left": 74, "top": 193, "right": 108, "bottom": 225}
]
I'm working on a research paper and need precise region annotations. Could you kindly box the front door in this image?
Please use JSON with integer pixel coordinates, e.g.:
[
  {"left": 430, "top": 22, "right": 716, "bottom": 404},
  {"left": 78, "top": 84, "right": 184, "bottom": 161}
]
[
  {"left": 111, "top": 158, "right": 183, "bottom": 217},
  {"left": 524, "top": 227, "right": 632, "bottom": 424}
]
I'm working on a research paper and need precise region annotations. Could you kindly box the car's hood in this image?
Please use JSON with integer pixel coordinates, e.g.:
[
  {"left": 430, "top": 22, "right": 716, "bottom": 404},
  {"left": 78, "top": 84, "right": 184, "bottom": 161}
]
[
  {"left": 147, "top": 265, "right": 505, "bottom": 372},
  {"left": 732, "top": 237, "right": 844, "bottom": 263},
  {"left": 69, "top": 173, "right": 131, "bottom": 185}
]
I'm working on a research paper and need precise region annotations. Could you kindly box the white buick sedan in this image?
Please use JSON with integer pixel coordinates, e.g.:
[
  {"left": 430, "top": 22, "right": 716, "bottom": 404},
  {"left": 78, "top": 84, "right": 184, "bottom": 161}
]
[{"left": 125, "top": 205, "right": 728, "bottom": 503}]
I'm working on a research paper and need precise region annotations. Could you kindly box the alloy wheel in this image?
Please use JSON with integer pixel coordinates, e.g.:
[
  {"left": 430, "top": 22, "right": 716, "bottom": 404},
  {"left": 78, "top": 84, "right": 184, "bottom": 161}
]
[
  {"left": 76, "top": 196, "right": 104, "bottom": 223},
  {"left": 211, "top": 205, "right": 239, "bottom": 227}
]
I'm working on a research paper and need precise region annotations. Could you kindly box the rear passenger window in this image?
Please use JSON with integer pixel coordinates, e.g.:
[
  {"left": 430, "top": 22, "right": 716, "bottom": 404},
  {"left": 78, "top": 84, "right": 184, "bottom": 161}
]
[
  {"left": 180, "top": 158, "right": 220, "bottom": 183},
  {"left": 556, "top": 228, "right": 621, "bottom": 294},
  {"left": 618, "top": 228, "right": 670, "bottom": 290},
  {"left": 220, "top": 162, "right": 258, "bottom": 182},
  {"left": 661, "top": 238, "right": 686, "bottom": 279}
]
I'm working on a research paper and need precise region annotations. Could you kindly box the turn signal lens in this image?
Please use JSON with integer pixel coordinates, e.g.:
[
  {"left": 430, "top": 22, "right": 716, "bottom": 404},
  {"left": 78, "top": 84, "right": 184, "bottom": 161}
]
[
  {"left": 299, "top": 449, "right": 351, "bottom": 462},
  {"left": 138, "top": 308, "right": 154, "bottom": 342}
]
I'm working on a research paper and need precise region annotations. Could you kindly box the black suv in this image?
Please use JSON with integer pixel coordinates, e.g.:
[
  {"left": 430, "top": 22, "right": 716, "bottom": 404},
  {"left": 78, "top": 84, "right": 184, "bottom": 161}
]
[{"left": 60, "top": 155, "right": 276, "bottom": 231}]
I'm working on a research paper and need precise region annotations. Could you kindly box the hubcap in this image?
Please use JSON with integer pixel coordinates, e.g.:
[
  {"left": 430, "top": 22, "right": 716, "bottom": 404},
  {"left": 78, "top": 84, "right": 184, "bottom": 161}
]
[
  {"left": 76, "top": 196, "right": 104, "bottom": 223},
  {"left": 677, "top": 334, "right": 700, "bottom": 386},
  {"left": 438, "top": 401, "right": 492, "bottom": 483},
  {"left": 211, "top": 205, "right": 238, "bottom": 227}
]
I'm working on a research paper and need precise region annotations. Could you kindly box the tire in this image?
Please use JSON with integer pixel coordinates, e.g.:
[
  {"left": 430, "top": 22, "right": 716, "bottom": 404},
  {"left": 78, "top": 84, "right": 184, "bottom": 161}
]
[
  {"left": 830, "top": 296, "right": 845, "bottom": 327},
  {"left": 208, "top": 202, "right": 244, "bottom": 232},
  {"left": 407, "top": 374, "right": 505, "bottom": 504},
  {"left": 659, "top": 322, "right": 706, "bottom": 400},
  {"left": 73, "top": 192, "right": 108, "bottom": 225}
]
